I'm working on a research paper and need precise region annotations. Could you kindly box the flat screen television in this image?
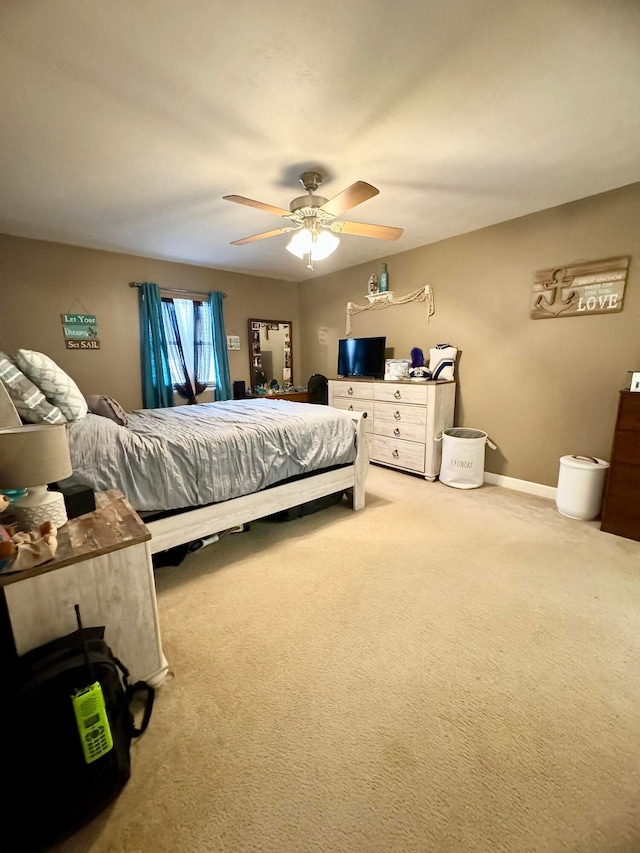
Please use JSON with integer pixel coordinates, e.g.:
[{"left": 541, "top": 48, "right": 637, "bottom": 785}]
[{"left": 337, "top": 336, "right": 386, "bottom": 379}]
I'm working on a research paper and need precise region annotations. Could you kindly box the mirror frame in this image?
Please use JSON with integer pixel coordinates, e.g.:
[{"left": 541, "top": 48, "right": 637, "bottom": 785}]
[{"left": 248, "top": 318, "right": 294, "bottom": 391}]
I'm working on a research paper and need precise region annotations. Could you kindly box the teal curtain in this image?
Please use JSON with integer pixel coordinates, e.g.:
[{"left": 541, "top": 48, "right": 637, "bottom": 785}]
[
  {"left": 208, "top": 291, "right": 232, "bottom": 401},
  {"left": 139, "top": 282, "right": 174, "bottom": 408}
]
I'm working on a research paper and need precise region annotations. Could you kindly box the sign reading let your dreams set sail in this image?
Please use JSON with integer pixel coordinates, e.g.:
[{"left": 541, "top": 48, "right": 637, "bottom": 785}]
[
  {"left": 61, "top": 313, "right": 100, "bottom": 349},
  {"left": 531, "top": 256, "right": 629, "bottom": 320}
]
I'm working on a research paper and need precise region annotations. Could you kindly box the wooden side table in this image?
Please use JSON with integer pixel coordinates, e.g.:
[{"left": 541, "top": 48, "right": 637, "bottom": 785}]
[{"left": 0, "top": 490, "right": 169, "bottom": 686}]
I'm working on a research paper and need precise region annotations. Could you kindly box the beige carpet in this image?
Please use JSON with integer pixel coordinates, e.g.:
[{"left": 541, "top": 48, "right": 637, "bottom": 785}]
[{"left": 55, "top": 466, "right": 640, "bottom": 853}]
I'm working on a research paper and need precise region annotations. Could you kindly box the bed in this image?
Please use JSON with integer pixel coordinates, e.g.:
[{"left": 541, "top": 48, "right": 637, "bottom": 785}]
[{"left": 66, "top": 399, "right": 369, "bottom": 554}]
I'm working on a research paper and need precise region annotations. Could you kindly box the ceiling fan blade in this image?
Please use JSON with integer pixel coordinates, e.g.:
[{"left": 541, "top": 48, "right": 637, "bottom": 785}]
[
  {"left": 321, "top": 181, "right": 379, "bottom": 218},
  {"left": 330, "top": 221, "right": 403, "bottom": 241},
  {"left": 230, "top": 226, "right": 297, "bottom": 246},
  {"left": 223, "top": 195, "right": 292, "bottom": 218}
]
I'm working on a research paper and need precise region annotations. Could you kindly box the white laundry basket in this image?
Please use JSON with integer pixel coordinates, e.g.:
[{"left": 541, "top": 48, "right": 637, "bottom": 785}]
[
  {"left": 556, "top": 455, "right": 609, "bottom": 520},
  {"left": 436, "top": 428, "right": 497, "bottom": 489}
]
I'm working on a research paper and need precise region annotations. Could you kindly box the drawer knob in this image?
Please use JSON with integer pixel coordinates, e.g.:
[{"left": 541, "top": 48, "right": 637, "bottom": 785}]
[
  {"left": 347, "top": 387, "right": 353, "bottom": 395},
  {"left": 394, "top": 411, "right": 401, "bottom": 420},
  {"left": 392, "top": 449, "right": 399, "bottom": 459},
  {"left": 394, "top": 427, "right": 401, "bottom": 436},
  {"left": 394, "top": 390, "right": 401, "bottom": 399},
  {"left": 348, "top": 404, "right": 353, "bottom": 411}
]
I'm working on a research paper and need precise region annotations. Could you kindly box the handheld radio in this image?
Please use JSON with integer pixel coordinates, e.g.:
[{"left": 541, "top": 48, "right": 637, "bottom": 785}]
[{"left": 71, "top": 605, "right": 113, "bottom": 764}]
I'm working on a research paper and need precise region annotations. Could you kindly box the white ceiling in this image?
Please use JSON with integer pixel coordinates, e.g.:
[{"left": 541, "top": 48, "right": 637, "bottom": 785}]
[{"left": 1, "top": 0, "right": 639, "bottom": 282}]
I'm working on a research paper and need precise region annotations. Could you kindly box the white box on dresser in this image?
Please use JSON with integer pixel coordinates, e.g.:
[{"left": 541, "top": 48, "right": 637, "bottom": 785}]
[{"left": 329, "top": 378, "right": 455, "bottom": 480}]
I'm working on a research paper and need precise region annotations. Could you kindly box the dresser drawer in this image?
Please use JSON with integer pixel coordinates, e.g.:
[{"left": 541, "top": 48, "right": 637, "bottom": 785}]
[
  {"left": 617, "top": 393, "right": 640, "bottom": 431},
  {"left": 371, "top": 435, "right": 425, "bottom": 473},
  {"left": 601, "top": 463, "right": 640, "bottom": 541},
  {"left": 374, "top": 401, "right": 427, "bottom": 428},
  {"left": 374, "top": 421, "right": 426, "bottom": 443},
  {"left": 611, "top": 430, "right": 640, "bottom": 465},
  {"left": 331, "top": 397, "right": 373, "bottom": 431},
  {"left": 331, "top": 381, "right": 374, "bottom": 400},
  {"left": 374, "top": 382, "right": 428, "bottom": 405},
  {"left": 603, "top": 462, "right": 640, "bottom": 502}
]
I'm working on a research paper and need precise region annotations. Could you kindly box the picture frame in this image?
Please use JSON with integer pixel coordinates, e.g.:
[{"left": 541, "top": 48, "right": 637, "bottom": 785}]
[{"left": 384, "top": 359, "right": 410, "bottom": 380}]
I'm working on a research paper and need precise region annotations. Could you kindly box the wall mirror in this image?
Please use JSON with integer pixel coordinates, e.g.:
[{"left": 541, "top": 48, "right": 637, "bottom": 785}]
[{"left": 248, "top": 319, "right": 293, "bottom": 391}]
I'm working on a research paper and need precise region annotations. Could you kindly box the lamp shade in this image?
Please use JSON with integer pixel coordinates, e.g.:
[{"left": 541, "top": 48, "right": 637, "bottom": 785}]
[{"left": 0, "top": 424, "right": 73, "bottom": 488}]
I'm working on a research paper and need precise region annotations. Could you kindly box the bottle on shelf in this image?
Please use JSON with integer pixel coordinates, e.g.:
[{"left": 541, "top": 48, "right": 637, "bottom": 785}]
[{"left": 379, "top": 262, "right": 389, "bottom": 293}]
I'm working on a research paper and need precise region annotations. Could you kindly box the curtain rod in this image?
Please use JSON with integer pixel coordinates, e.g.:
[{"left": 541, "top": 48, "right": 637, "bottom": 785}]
[{"left": 129, "top": 282, "right": 227, "bottom": 298}]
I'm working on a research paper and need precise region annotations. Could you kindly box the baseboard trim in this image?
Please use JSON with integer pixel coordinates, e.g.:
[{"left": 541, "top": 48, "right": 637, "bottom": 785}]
[{"left": 484, "top": 472, "right": 557, "bottom": 500}]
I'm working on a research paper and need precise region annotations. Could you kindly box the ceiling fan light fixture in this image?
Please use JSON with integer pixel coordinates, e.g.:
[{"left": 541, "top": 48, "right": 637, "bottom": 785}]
[
  {"left": 310, "top": 230, "right": 340, "bottom": 260},
  {"left": 225, "top": 172, "right": 401, "bottom": 264},
  {"left": 285, "top": 228, "right": 339, "bottom": 262},
  {"left": 285, "top": 227, "right": 313, "bottom": 259}
]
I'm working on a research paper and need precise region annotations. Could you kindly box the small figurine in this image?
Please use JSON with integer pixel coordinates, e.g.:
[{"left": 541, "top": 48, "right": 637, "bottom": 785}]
[
  {"left": 0, "top": 494, "right": 59, "bottom": 573},
  {"left": 368, "top": 274, "right": 379, "bottom": 295}
]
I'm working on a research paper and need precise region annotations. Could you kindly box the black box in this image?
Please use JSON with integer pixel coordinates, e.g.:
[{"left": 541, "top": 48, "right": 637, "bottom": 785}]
[
  {"left": 233, "top": 380, "right": 247, "bottom": 399},
  {"left": 51, "top": 483, "right": 96, "bottom": 519}
]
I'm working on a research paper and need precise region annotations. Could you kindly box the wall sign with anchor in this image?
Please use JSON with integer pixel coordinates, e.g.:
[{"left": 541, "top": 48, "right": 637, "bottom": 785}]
[{"left": 531, "top": 256, "right": 629, "bottom": 320}]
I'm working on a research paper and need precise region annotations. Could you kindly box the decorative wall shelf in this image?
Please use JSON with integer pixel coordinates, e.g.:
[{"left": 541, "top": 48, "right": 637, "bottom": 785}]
[
  {"left": 346, "top": 285, "right": 435, "bottom": 335},
  {"left": 365, "top": 291, "right": 395, "bottom": 304}
]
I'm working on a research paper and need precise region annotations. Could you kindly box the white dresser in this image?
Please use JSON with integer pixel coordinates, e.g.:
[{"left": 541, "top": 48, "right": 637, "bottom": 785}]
[{"left": 328, "top": 378, "right": 455, "bottom": 480}]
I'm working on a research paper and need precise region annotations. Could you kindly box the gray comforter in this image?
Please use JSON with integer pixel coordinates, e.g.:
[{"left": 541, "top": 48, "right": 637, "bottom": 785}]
[{"left": 67, "top": 399, "right": 358, "bottom": 511}]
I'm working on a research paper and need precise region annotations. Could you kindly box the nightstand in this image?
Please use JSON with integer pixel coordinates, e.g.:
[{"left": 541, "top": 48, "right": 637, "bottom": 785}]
[{"left": 0, "top": 490, "right": 169, "bottom": 686}]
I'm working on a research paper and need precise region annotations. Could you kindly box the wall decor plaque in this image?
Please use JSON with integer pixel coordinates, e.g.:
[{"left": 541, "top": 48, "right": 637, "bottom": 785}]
[
  {"left": 531, "top": 256, "right": 629, "bottom": 320},
  {"left": 61, "top": 310, "right": 100, "bottom": 349},
  {"left": 65, "top": 339, "right": 100, "bottom": 350}
]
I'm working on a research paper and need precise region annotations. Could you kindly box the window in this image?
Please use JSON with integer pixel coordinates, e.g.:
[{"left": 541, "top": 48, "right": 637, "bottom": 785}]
[{"left": 161, "top": 298, "right": 215, "bottom": 397}]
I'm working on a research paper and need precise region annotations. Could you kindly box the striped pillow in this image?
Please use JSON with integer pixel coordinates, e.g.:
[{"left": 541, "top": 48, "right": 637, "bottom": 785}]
[
  {"left": 0, "top": 354, "right": 66, "bottom": 424},
  {"left": 429, "top": 343, "right": 457, "bottom": 381},
  {"left": 16, "top": 349, "right": 88, "bottom": 422}
]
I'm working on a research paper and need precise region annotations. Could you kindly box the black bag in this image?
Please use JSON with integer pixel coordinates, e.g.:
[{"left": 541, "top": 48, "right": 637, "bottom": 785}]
[
  {"left": 0, "top": 626, "right": 155, "bottom": 853},
  {"left": 308, "top": 373, "right": 328, "bottom": 405}
]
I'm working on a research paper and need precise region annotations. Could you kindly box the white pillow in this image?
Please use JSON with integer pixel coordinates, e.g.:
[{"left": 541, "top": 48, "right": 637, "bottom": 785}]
[
  {"left": 16, "top": 350, "right": 88, "bottom": 421},
  {"left": 429, "top": 343, "right": 457, "bottom": 381}
]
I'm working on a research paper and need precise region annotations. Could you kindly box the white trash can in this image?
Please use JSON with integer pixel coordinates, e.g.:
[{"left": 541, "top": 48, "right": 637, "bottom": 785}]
[
  {"left": 436, "top": 428, "right": 497, "bottom": 489},
  {"left": 556, "top": 455, "right": 609, "bottom": 520}
]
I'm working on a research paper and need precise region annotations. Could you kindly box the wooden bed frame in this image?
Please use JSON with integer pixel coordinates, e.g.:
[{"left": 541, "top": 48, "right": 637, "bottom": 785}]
[
  {"left": 0, "top": 384, "right": 369, "bottom": 555},
  {"left": 146, "top": 412, "right": 369, "bottom": 554}
]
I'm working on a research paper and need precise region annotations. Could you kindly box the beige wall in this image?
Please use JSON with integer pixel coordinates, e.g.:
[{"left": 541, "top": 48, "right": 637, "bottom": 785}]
[
  {"left": 2, "top": 184, "right": 638, "bottom": 488},
  {"left": 297, "top": 183, "right": 640, "bottom": 487},
  {"left": 0, "top": 235, "right": 298, "bottom": 410}
]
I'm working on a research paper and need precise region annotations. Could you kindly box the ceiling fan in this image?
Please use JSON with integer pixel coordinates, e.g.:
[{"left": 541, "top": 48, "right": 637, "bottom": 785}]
[{"left": 223, "top": 171, "right": 403, "bottom": 270}]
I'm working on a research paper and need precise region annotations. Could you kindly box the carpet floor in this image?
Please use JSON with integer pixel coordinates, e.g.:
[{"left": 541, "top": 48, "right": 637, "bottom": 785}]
[{"left": 54, "top": 465, "right": 640, "bottom": 853}]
